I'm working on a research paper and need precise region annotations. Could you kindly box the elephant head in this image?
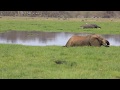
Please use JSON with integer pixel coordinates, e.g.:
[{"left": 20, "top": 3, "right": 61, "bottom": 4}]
[
  {"left": 89, "top": 34, "right": 110, "bottom": 47},
  {"left": 65, "top": 34, "right": 110, "bottom": 47}
]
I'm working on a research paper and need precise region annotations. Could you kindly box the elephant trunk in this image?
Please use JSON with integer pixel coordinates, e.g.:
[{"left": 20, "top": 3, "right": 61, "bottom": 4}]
[{"left": 103, "top": 40, "right": 110, "bottom": 47}]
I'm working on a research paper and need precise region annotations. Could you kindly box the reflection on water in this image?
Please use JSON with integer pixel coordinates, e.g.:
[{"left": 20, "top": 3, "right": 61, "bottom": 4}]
[{"left": 0, "top": 30, "right": 120, "bottom": 46}]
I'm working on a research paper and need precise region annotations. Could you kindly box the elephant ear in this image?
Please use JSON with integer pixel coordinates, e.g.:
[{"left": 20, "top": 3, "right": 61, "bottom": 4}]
[{"left": 89, "top": 35, "right": 101, "bottom": 46}]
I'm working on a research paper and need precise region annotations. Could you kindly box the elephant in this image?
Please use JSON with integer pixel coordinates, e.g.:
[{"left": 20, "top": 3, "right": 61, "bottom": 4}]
[
  {"left": 64, "top": 34, "right": 110, "bottom": 47},
  {"left": 80, "top": 24, "right": 101, "bottom": 29}
]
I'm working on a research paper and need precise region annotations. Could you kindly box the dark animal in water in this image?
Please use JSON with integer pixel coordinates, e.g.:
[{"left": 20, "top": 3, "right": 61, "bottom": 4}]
[
  {"left": 64, "top": 34, "right": 110, "bottom": 47},
  {"left": 80, "top": 24, "right": 101, "bottom": 29}
]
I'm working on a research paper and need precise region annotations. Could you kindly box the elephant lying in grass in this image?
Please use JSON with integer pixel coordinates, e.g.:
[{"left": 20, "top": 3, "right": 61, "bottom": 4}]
[
  {"left": 64, "top": 34, "right": 110, "bottom": 47},
  {"left": 80, "top": 24, "right": 101, "bottom": 29}
]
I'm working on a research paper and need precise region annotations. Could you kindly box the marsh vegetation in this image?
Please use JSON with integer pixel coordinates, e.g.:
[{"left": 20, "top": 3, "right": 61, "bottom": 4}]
[{"left": 0, "top": 17, "right": 120, "bottom": 79}]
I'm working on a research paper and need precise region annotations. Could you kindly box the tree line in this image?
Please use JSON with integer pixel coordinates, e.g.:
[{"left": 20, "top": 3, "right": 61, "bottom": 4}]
[{"left": 0, "top": 11, "right": 120, "bottom": 18}]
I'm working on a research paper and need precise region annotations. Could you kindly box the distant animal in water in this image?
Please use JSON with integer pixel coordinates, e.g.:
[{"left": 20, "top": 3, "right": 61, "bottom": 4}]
[
  {"left": 64, "top": 34, "right": 110, "bottom": 47},
  {"left": 80, "top": 24, "right": 101, "bottom": 29}
]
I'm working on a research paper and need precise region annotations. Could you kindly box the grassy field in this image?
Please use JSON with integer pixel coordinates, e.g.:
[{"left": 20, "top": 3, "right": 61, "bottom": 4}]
[
  {"left": 0, "top": 16, "right": 120, "bottom": 34},
  {"left": 0, "top": 16, "right": 120, "bottom": 79},
  {"left": 0, "top": 44, "right": 120, "bottom": 79}
]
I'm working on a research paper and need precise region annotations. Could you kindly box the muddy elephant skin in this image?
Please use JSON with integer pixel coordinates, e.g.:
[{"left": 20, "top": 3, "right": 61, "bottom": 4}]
[
  {"left": 65, "top": 34, "right": 110, "bottom": 47},
  {"left": 81, "top": 24, "right": 101, "bottom": 29}
]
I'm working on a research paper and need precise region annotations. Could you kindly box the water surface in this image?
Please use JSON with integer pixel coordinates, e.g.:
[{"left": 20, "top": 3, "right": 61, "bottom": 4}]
[{"left": 0, "top": 30, "right": 120, "bottom": 46}]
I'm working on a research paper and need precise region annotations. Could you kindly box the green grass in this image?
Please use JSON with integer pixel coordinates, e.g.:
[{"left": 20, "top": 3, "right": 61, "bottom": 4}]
[
  {"left": 0, "top": 16, "right": 120, "bottom": 34},
  {"left": 0, "top": 17, "right": 120, "bottom": 79},
  {"left": 0, "top": 44, "right": 120, "bottom": 79}
]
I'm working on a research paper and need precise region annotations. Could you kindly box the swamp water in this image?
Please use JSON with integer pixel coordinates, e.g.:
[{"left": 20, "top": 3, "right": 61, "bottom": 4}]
[{"left": 0, "top": 30, "right": 120, "bottom": 46}]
